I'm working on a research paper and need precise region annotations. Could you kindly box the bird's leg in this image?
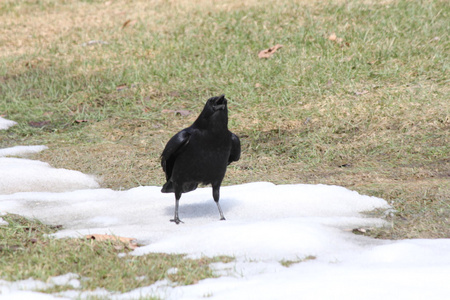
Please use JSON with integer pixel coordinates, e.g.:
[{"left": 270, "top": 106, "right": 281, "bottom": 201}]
[
  {"left": 212, "top": 184, "right": 226, "bottom": 221},
  {"left": 170, "top": 189, "right": 183, "bottom": 224}
]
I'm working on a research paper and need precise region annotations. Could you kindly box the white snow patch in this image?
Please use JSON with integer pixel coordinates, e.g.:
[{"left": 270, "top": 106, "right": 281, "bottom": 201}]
[
  {"left": 1, "top": 153, "right": 450, "bottom": 299},
  {"left": 0, "top": 145, "right": 48, "bottom": 157},
  {"left": 0, "top": 117, "right": 17, "bottom": 130},
  {"left": 0, "top": 290, "right": 65, "bottom": 300},
  {"left": 49, "top": 273, "right": 81, "bottom": 289},
  {"left": 0, "top": 157, "right": 99, "bottom": 194}
]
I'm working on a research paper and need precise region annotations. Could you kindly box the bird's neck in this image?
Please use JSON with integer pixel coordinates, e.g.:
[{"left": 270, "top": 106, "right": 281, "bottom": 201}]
[{"left": 193, "top": 115, "right": 228, "bottom": 132}]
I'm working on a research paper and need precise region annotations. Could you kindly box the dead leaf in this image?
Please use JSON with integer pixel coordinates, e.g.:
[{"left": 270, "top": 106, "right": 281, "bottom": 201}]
[
  {"left": 368, "top": 60, "right": 377, "bottom": 65},
  {"left": 258, "top": 44, "right": 283, "bottom": 59},
  {"left": 75, "top": 119, "right": 88, "bottom": 123},
  {"left": 328, "top": 33, "right": 337, "bottom": 41},
  {"left": 116, "top": 84, "right": 128, "bottom": 91},
  {"left": 255, "top": 83, "right": 262, "bottom": 88},
  {"left": 86, "top": 234, "right": 138, "bottom": 249},
  {"left": 122, "top": 19, "right": 137, "bottom": 29}
]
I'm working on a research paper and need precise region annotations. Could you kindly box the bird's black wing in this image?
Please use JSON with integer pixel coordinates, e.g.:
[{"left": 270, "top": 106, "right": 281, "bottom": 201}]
[
  {"left": 228, "top": 132, "right": 241, "bottom": 164},
  {"left": 161, "top": 129, "right": 192, "bottom": 181}
]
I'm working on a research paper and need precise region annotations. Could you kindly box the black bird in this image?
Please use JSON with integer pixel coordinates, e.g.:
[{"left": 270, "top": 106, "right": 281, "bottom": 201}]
[{"left": 161, "top": 95, "right": 241, "bottom": 224}]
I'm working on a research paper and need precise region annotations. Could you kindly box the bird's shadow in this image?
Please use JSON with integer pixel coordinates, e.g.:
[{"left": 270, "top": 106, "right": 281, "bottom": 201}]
[{"left": 164, "top": 197, "right": 237, "bottom": 219}]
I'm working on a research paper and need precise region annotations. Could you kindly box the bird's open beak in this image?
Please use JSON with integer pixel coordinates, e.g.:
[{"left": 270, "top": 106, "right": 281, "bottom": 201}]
[{"left": 213, "top": 95, "right": 226, "bottom": 111}]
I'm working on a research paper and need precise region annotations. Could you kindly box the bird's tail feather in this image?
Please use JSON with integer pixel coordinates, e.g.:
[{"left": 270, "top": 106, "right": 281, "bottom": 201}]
[
  {"left": 161, "top": 181, "right": 199, "bottom": 193},
  {"left": 161, "top": 181, "right": 174, "bottom": 193}
]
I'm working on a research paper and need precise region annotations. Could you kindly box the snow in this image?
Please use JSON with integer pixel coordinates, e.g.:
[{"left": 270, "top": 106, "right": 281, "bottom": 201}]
[
  {"left": 0, "top": 274, "right": 79, "bottom": 300},
  {"left": 0, "top": 145, "right": 48, "bottom": 157},
  {"left": 1, "top": 117, "right": 450, "bottom": 300},
  {"left": 0, "top": 117, "right": 17, "bottom": 130},
  {"left": 0, "top": 146, "right": 99, "bottom": 194}
]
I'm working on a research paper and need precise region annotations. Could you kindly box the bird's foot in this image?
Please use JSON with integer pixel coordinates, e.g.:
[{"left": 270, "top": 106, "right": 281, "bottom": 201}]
[
  {"left": 220, "top": 216, "right": 226, "bottom": 221},
  {"left": 170, "top": 218, "right": 184, "bottom": 225}
]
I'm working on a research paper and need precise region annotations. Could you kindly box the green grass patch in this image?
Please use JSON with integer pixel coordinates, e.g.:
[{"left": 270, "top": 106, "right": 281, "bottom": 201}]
[{"left": 0, "top": 214, "right": 233, "bottom": 294}]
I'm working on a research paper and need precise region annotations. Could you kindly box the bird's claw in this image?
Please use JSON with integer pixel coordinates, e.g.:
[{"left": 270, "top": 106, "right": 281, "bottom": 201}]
[
  {"left": 220, "top": 217, "right": 226, "bottom": 221},
  {"left": 170, "top": 218, "right": 184, "bottom": 225}
]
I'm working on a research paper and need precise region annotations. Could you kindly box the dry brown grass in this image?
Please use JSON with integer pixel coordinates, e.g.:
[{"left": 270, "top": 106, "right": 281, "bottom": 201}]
[{"left": 1, "top": 0, "right": 313, "bottom": 59}]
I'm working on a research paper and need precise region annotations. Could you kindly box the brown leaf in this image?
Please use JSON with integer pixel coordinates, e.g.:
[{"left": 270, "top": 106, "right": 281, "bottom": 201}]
[
  {"left": 116, "top": 84, "right": 128, "bottom": 91},
  {"left": 86, "top": 234, "right": 138, "bottom": 249},
  {"left": 254, "top": 83, "right": 262, "bottom": 88},
  {"left": 122, "top": 19, "right": 137, "bottom": 29},
  {"left": 75, "top": 119, "right": 88, "bottom": 123},
  {"left": 328, "top": 33, "right": 337, "bottom": 41},
  {"left": 258, "top": 44, "right": 283, "bottom": 59}
]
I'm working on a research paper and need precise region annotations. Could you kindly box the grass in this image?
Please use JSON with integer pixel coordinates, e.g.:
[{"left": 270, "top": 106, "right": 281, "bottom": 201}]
[
  {"left": 0, "top": 0, "right": 449, "bottom": 296},
  {"left": 0, "top": 213, "right": 233, "bottom": 295},
  {"left": 280, "top": 255, "right": 317, "bottom": 268}
]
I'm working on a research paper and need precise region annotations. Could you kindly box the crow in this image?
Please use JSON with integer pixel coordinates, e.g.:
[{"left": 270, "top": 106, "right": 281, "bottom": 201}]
[{"left": 161, "top": 95, "right": 241, "bottom": 224}]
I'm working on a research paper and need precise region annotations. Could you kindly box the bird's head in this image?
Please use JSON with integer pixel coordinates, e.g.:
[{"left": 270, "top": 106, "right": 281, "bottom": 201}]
[
  {"left": 209, "top": 94, "right": 227, "bottom": 111},
  {"left": 194, "top": 95, "right": 229, "bottom": 129}
]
